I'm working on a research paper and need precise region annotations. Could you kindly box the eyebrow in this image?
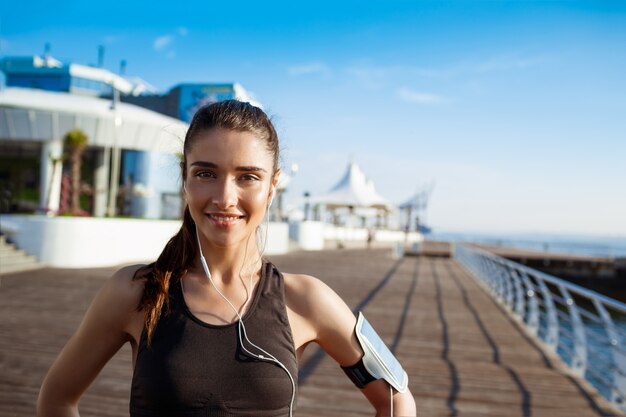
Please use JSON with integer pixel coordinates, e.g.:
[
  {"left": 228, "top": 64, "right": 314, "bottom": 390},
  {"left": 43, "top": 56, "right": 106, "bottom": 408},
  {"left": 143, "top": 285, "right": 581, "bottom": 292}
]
[{"left": 190, "top": 161, "right": 267, "bottom": 172}]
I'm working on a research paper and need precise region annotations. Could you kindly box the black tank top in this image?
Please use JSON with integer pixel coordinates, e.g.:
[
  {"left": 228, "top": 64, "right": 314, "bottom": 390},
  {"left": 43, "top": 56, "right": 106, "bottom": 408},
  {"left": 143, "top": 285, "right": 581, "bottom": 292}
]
[{"left": 130, "top": 261, "right": 298, "bottom": 417}]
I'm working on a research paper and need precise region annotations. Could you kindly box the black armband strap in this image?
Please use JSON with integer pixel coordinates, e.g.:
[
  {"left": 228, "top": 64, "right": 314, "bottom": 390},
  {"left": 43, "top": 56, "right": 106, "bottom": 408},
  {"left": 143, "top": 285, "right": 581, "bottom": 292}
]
[{"left": 341, "top": 357, "right": 377, "bottom": 389}]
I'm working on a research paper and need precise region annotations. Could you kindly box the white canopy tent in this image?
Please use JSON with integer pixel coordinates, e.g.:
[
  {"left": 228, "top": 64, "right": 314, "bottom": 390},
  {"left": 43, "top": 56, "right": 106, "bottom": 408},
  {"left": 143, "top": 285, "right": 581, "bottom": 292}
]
[
  {"left": 310, "top": 161, "right": 395, "bottom": 230},
  {"left": 312, "top": 161, "right": 394, "bottom": 211}
]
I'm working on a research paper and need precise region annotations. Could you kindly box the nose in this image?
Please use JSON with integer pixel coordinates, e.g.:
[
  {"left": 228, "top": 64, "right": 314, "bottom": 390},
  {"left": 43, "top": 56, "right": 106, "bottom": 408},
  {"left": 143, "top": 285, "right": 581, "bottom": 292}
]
[{"left": 212, "top": 178, "right": 238, "bottom": 209}]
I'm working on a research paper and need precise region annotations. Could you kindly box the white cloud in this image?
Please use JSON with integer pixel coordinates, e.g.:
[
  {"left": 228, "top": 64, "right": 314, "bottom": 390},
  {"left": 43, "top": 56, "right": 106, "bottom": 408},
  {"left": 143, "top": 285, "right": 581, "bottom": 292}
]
[
  {"left": 396, "top": 87, "right": 448, "bottom": 104},
  {"left": 287, "top": 62, "right": 331, "bottom": 77},
  {"left": 153, "top": 35, "right": 173, "bottom": 51},
  {"left": 153, "top": 29, "right": 190, "bottom": 58},
  {"left": 475, "top": 55, "right": 546, "bottom": 72}
]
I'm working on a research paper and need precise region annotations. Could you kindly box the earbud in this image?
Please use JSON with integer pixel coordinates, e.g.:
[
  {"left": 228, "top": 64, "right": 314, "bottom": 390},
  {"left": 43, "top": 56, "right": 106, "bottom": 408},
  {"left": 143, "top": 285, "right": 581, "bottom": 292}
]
[{"left": 268, "top": 187, "right": 276, "bottom": 207}]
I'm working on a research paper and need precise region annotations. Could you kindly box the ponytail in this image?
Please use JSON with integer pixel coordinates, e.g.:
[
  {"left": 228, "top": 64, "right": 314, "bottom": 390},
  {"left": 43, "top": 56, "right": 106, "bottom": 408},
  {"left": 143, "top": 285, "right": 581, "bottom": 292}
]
[{"left": 133, "top": 207, "right": 197, "bottom": 345}]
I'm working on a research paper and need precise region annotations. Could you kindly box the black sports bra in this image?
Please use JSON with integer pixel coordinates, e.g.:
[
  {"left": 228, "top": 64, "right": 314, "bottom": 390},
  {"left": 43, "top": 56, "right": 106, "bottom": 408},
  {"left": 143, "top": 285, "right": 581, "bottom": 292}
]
[{"left": 130, "top": 261, "right": 298, "bottom": 417}]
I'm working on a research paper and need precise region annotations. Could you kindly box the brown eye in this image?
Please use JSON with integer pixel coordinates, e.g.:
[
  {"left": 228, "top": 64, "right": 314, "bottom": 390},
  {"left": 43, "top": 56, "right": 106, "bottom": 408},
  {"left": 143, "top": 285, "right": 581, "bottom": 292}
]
[
  {"left": 240, "top": 174, "right": 260, "bottom": 181},
  {"left": 195, "top": 170, "right": 216, "bottom": 179}
]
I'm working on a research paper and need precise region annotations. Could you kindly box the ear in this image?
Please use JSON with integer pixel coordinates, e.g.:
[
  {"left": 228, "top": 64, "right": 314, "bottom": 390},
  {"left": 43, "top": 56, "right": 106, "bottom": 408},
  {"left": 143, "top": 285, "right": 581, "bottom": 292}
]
[{"left": 269, "top": 170, "right": 281, "bottom": 204}]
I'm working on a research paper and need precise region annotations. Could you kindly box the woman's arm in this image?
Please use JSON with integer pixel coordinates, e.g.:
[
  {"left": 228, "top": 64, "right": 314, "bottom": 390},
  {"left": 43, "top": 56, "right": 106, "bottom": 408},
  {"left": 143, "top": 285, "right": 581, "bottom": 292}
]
[
  {"left": 285, "top": 274, "right": 416, "bottom": 416},
  {"left": 362, "top": 380, "right": 417, "bottom": 416},
  {"left": 37, "top": 265, "right": 144, "bottom": 417}
]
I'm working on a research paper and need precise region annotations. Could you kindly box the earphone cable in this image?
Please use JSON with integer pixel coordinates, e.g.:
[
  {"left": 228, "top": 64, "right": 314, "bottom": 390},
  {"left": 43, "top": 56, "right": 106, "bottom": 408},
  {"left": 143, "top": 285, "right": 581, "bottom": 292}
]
[{"left": 195, "top": 224, "right": 295, "bottom": 417}]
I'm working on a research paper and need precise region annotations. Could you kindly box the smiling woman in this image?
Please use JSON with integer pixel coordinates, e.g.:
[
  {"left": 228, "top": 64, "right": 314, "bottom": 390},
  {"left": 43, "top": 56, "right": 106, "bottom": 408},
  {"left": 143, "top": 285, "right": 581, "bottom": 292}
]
[
  {"left": 185, "top": 128, "right": 276, "bottom": 249},
  {"left": 37, "top": 100, "right": 416, "bottom": 417}
]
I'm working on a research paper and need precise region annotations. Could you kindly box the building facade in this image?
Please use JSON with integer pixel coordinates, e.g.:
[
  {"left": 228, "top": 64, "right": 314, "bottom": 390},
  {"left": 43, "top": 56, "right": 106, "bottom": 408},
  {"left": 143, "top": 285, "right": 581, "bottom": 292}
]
[
  {"left": 0, "top": 54, "right": 260, "bottom": 219},
  {"left": 0, "top": 55, "right": 186, "bottom": 218},
  {"left": 123, "top": 82, "right": 261, "bottom": 122}
]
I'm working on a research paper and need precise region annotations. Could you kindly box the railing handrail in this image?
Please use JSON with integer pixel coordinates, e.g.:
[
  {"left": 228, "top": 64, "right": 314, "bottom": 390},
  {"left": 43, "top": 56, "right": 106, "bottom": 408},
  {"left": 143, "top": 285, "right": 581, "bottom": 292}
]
[
  {"left": 454, "top": 243, "right": 626, "bottom": 412},
  {"left": 464, "top": 243, "right": 626, "bottom": 314}
]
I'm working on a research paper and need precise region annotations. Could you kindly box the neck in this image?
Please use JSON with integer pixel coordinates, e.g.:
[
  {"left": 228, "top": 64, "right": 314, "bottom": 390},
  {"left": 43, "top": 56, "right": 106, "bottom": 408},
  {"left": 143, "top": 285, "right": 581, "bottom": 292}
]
[{"left": 195, "top": 234, "right": 262, "bottom": 284}]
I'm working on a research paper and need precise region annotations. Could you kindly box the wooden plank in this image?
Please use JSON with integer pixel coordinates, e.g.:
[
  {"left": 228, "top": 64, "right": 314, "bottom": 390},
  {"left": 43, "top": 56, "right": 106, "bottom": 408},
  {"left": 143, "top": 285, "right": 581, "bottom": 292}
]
[{"left": 0, "top": 248, "right": 621, "bottom": 416}]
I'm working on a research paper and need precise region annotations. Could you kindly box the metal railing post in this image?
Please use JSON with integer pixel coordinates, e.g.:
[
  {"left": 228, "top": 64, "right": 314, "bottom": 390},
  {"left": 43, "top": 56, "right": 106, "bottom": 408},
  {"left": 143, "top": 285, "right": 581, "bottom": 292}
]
[
  {"left": 502, "top": 262, "right": 515, "bottom": 311},
  {"left": 520, "top": 271, "right": 539, "bottom": 335},
  {"left": 490, "top": 258, "right": 504, "bottom": 300},
  {"left": 536, "top": 277, "right": 559, "bottom": 352},
  {"left": 558, "top": 284, "right": 587, "bottom": 377},
  {"left": 512, "top": 269, "right": 525, "bottom": 321},
  {"left": 593, "top": 299, "right": 626, "bottom": 411}
]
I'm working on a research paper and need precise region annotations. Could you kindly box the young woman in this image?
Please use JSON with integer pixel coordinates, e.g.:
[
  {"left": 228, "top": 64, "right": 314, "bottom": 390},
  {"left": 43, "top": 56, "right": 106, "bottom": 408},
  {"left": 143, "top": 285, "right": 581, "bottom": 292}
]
[{"left": 37, "top": 100, "right": 416, "bottom": 417}]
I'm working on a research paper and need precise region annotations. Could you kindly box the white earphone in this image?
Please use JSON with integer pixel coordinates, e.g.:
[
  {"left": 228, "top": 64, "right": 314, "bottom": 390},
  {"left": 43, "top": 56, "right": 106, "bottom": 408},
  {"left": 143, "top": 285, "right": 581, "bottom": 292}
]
[
  {"left": 268, "top": 187, "right": 275, "bottom": 208},
  {"left": 193, "top": 226, "right": 295, "bottom": 416}
]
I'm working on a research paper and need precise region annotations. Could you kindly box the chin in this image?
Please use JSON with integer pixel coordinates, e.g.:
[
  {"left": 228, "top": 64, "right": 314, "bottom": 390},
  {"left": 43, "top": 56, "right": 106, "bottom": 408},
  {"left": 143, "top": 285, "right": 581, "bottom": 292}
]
[{"left": 206, "top": 231, "right": 258, "bottom": 250}]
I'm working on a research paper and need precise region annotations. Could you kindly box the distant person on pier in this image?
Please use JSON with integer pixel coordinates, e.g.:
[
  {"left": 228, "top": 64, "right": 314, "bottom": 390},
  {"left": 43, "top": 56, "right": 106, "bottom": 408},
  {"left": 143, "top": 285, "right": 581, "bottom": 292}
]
[
  {"left": 37, "top": 100, "right": 416, "bottom": 416},
  {"left": 367, "top": 227, "right": 375, "bottom": 249}
]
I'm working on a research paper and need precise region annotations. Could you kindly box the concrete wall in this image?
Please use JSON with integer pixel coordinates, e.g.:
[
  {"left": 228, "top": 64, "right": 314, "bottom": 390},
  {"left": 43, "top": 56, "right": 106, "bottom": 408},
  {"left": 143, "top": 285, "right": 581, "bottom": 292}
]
[
  {"left": 289, "top": 221, "right": 325, "bottom": 250},
  {"left": 323, "top": 225, "right": 422, "bottom": 243},
  {"left": 1, "top": 215, "right": 290, "bottom": 268},
  {"left": 289, "top": 221, "right": 422, "bottom": 251},
  {"left": 258, "top": 222, "right": 290, "bottom": 255}
]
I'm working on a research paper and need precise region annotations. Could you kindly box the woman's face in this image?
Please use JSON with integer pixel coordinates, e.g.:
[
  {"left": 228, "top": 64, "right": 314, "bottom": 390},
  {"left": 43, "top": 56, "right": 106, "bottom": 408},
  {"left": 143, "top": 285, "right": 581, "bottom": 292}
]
[{"left": 184, "top": 128, "right": 278, "bottom": 249}]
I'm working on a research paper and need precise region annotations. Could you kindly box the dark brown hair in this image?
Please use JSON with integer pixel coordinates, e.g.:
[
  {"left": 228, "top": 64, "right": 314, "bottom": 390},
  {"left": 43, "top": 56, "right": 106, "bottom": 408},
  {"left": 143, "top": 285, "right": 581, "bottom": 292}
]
[{"left": 133, "top": 100, "right": 280, "bottom": 344}]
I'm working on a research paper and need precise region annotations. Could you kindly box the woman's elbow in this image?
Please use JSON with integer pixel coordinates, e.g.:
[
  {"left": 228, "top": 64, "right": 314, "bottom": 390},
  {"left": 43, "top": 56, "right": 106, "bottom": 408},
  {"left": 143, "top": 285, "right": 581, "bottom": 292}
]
[
  {"left": 37, "top": 384, "right": 79, "bottom": 417},
  {"left": 389, "top": 389, "right": 416, "bottom": 417},
  {"left": 372, "top": 388, "right": 416, "bottom": 416},
  {"left": 400, "top": 390, "right": 417, "bottom": 415}
]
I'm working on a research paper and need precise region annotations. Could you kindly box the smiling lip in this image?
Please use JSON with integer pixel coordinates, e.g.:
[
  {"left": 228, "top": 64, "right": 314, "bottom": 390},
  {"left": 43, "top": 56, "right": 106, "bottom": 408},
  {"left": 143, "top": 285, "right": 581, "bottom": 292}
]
[{"left": 205, "top": 213, "right": 245, "bottom": 227}]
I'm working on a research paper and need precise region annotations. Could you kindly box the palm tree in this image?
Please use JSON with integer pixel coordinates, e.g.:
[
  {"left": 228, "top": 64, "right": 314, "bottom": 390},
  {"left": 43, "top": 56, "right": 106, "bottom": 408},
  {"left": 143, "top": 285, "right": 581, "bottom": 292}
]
[{"left": 63, "top": 128, "right": 88, "bottom": 215}]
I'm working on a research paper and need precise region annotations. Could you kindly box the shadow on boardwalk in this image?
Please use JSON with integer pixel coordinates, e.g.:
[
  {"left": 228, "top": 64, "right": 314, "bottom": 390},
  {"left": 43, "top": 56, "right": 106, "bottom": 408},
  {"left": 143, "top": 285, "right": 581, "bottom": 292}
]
[{"left": 0, "top": 248, "right": 621, "bottom": 416}]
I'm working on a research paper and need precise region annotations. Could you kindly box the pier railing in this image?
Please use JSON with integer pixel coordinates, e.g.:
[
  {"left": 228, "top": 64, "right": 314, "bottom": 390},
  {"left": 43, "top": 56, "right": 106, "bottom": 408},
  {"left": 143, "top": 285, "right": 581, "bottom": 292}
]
[{"left": 455, "top": 244, "right": 626, "bottom": 411}]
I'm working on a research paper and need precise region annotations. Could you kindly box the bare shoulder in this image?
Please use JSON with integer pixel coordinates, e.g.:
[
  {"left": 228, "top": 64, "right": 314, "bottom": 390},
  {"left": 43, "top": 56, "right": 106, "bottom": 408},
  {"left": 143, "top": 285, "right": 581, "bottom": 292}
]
[
  {"left": 282, "top": 273, "right": 339, "bottom": 312},
  {"left": 109, "top": 264, "right": 147, "bottom": 291},
  {"left": 282, "top": 272, "right": 361, "bottom": 365},
  {"left": 282, "top": 272, "right": 325, "bottom": 295},
  {"left": 105, "top": 264, "right": 147, "bottom": 308},
  {"left": 82, "top": 264, "right": 147, "bottom": 332},
  {"left": 281, "top": 272, "right": 354, "bottom": 329},
  {"left": 81, "top": 264, "right": 147, "bottom": 343}
]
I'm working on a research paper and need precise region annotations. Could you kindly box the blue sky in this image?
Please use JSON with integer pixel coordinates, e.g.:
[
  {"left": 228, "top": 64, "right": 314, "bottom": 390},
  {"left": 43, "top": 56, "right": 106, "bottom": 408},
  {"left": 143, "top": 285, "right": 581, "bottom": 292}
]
[{"left": 2, "top": 0, "right": 625, "bottom": 235}]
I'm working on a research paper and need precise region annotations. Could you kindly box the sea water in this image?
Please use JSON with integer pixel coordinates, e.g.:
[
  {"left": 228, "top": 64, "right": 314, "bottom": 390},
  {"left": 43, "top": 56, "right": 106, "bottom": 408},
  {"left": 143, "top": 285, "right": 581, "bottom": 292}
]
[{"left": 430, "top": 231, "right": 626, "bottom": 258}]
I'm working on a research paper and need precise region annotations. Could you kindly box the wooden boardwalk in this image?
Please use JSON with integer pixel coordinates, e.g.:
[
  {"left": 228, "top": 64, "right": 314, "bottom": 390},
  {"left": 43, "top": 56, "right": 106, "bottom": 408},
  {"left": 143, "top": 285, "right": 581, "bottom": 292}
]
[{"left": 0, "top": 248, "right": 621, "bottom": 416}]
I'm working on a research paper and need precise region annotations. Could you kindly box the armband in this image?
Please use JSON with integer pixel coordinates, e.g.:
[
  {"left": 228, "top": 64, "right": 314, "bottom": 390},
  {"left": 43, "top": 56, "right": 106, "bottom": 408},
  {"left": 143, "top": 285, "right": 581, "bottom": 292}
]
[
  {"left": 341, "top": 312, "right": 409, "bottom": 393},
  {"left": 341, "top": 357, "right": 377, "bottom": 388}
]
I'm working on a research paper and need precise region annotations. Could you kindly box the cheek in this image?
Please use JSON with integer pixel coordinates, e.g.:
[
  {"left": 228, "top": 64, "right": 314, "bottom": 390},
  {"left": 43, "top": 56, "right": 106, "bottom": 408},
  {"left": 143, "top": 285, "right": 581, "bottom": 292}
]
[
  {"left": 185, "top": 185, "right": 210, "bottom": 205},
  {"left": 185, "top": 183, "right": 269, "bottom": 210},
  {"left": 245, "top": 189, "right": 269, "bottom": 209}
]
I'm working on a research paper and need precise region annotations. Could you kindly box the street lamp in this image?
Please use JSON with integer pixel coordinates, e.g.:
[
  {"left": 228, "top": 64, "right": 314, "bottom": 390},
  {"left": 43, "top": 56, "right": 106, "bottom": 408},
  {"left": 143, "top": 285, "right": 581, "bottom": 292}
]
[
  {"left": 303, "top": 191, "right": 310, "bottom": 221},
  {"left": 106, "top": 88, "right": 122, "bottom": 217}
]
